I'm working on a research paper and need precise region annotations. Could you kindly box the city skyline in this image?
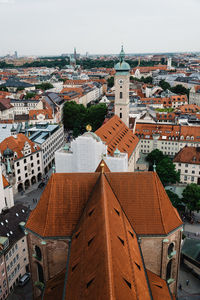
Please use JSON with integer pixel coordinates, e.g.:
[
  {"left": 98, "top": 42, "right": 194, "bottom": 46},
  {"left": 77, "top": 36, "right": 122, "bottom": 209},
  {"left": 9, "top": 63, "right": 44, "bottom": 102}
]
[{"left": 0, "top": 0, "right": 200, "bottom": 56}]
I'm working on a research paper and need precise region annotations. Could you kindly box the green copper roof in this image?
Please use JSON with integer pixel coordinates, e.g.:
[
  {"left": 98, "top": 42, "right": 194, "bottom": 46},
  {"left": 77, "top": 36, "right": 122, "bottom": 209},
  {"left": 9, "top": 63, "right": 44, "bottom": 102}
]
[{"left": 114, "top": 46, "right": 130, "bottom": 72}]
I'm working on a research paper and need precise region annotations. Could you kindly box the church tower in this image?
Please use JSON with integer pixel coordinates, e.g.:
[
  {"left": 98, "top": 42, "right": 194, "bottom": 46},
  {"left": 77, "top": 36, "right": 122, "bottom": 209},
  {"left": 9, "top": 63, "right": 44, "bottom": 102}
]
[{"left": 114, "top": 46, "right": 130, "bottom": 127}]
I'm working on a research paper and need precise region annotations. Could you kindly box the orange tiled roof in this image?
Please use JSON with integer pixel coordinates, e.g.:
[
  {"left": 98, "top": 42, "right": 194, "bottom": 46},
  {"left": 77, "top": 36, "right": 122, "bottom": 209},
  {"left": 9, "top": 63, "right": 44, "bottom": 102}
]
[
  {"left": 147, "top": 270, "right": 172, "bottom": 300},
  {"left": 95, "top": 115, "right": 139, "bottom": 159},
  {"left": 29, "top": 109, "right": 53, "bottom": 120},
  {"left": 156, "top": 112, "right": 176, "bottom": 121},
  {"left": 173, "top": 146, "right": 200, "bottom": 164},
  {"left": 26, "top": 172, "right": 182, "bottom": 237},
  {"left": 0, "top": 134, "right": 40, "bottom": 160},
  {"left": 177, "top": 104, "right": 200, "bottom": 113},
  {"left": 132, "top": 65, "right": 168, "bottom": 73},
  {"left": 65, "top": 174, "right": 152, "bottom": 300},
  {"left": 2, "top": 175, "right": 9, "bottom": 188}
]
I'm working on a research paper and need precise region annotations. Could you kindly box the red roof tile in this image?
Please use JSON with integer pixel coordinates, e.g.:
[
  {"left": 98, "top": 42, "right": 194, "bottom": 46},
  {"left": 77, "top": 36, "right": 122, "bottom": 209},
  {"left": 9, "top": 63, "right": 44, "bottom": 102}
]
[
  {"left": 95, "top": 115, "right": 139, "bottom": 159},
  {"left": 173, "top": 146, "right": 200, "bottom": 164}
]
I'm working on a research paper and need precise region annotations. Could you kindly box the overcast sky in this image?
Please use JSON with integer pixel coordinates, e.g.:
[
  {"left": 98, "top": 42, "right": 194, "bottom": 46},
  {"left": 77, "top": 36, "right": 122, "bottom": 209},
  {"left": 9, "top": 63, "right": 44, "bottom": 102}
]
[{"left": 0, "top": 0, "right": 200, "bottom": 56}]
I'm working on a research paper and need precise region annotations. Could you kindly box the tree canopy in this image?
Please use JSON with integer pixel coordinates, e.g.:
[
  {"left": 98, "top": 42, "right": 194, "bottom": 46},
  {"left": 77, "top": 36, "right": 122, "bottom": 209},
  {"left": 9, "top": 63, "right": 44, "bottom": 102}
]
[
  {"left": 182, "top": 183, "right": 200, "bottom": 213},
  {"left": 146, "top": 149, "right": 180, "bottom": 186},
  {"left": 62, "top": 101, "right": 107, "bottom": 137},
  {"left": 107, "top": 77, "right": 114, "bottom": 88},
  {"left": 159, "top": 80, "right": 171, "bottom": 91},
  {"left": 166, "top": 190, "right": 183, "bottom": 209},
  {"left": 25, "top": 92, "right": 36, "bottom": 99},
  {"left": 35, "top": 82, "right": 53, "bottom": 90}
]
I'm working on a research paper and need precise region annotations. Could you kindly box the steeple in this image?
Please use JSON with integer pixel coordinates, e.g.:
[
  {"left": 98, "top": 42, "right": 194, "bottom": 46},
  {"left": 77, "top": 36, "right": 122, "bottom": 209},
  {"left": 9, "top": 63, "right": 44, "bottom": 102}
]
[{"left": 119, "top": 45, "right": 125, "bottom": 63}]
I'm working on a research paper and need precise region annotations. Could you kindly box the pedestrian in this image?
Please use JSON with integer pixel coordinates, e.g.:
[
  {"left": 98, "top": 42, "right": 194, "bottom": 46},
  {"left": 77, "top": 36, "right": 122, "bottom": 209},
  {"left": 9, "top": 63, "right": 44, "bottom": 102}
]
[
  {"left": 179, "top": 284, "right": 182, "bottom": 290},
  {"left": 186, "top": 279, "right": 189, "bottom": 286}
]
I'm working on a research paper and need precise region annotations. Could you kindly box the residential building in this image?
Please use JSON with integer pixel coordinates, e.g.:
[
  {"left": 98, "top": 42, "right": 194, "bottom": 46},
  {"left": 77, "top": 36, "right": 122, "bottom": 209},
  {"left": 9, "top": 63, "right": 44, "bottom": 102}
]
[
  {"left": 0, "top": 79, "right": 35, "bottom": 93},
  {"left": 27, "top": 123, "right": 64, "bottom": 173},
  {"left": 95, "top": 115, "right": 140, "bottom": 171},
  {"left": 28, "top": 109, "right": 54, "bottom": 125},
  {"left": 0, "top": 134, "right": 42, "bottom": 194},
  {"left": 0, "top": 240, "right": 8, "bottom": 300},
  {"left": 0, "top": 204, "right": 30, "bottom": 294},
  {"left": 173, "top": 146, "right": 200, "bottom": 184},
  {"left": 189, "top": 85, "right": 200, "bottom": 105},
  {"left": 135, "top": 123, "right": 200, "bottom": 157},
  {"left": 0, "top": 99, "right": 14, "bottom": 120},
  {"left": 10, "top": 99, "right": 43, "bottom": 115},
  {"left": 25, "top": 169, "right": 182, "bottom": 299}
]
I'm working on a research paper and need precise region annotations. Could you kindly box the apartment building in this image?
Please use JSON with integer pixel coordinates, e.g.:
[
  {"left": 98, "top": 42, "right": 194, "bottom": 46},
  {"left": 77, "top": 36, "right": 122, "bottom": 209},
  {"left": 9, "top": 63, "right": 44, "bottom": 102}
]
[
  {"left": 174, "top": 146, "right": 200, "bottom": 184},
  {"left": 27, "top": 123, "right": 64, "bottom": 173},
  {"left": 0, "top": 134, "right": 43, "bottom": 194},
  {"left": 0, "top": 205, "right": 30, "bottom": 295},
  {"left": 135, "top": 123, "right": 200, "bottom": 157}
]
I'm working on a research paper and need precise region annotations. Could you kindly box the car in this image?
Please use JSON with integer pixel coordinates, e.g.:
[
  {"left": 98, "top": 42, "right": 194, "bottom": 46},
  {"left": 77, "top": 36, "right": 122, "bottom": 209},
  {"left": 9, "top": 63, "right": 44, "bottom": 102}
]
[
  {"left": 18, "top": 273, "right": 30, "bottom": 287},
  {"left": 38, "top": 182, "right": 45, "bottom": 189}
]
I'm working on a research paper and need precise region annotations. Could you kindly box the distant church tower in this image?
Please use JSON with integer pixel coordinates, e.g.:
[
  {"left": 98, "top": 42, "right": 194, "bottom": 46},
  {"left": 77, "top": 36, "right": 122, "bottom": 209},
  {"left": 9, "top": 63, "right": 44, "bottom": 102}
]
[
  {"left": 114, "top": 46, "right": 130, "bottom": 127},
  {"left": 167, "top": 57, "right": 172, "bottom": 70}
]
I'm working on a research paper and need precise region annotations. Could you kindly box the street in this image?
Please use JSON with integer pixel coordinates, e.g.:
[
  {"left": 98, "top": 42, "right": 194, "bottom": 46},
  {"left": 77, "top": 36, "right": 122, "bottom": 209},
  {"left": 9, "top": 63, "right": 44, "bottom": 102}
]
[{"left": 7, "top": 280, "right": 33, "bottom": 300}]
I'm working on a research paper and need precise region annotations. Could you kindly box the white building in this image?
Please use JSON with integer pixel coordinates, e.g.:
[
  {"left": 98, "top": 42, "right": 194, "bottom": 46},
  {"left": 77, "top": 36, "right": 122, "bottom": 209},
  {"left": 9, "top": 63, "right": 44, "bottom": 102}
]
[
  {"left": 173, "top": 146, "right": 200, "bottom": 184},
  {"left": 0, "top": 134, "right": 43, "bottom": 194},
  {"left": 10, "top": 99, "right": 43, "bottom": 115},
  {"left": 55, "top": 132, "right": 128, "bottom": 173},
  {"left": 27, "top": 123, "right": 64, "bottom": 173}
]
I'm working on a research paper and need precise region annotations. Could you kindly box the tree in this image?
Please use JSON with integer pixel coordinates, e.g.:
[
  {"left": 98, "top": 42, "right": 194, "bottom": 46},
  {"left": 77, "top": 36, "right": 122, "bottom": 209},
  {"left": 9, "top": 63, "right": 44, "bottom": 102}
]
[
  {"left": 62, "top": 101, "right": 107, "bottom": 137},
  {"left": 35, "top": 82, "right": 54, "bottom": 90},
  {"left": 146, "top": 149, "right": 165, "bottom": 165},
  {"left": 159, "top": 80, "right": 171, "bottom": 91},
  {"left": 107, "top": 77, "right": 114, "bottom": 88},
  {"left": 170, "top": 84, "right": 190, "bottom": 98},
  {"left": 156, "top": 157, "right": 180, "bottom": 186},
  {"left": 166, "top": 190, "right": 183, "bottom": 208},
  {"left": 0, "top": 86, "right": 8, "bottom": 92},
  {"left": 182, "top": 184, "right": 200, "bottom": 214},
  {"left": 25, "top": 92, "right": 36, "bottom": 99}
]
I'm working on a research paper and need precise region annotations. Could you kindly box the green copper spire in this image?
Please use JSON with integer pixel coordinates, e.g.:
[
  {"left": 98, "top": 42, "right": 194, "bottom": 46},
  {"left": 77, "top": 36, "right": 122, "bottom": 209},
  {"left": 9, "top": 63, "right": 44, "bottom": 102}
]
[
  {"left": 119, "top": 45, "right": 125, "bottom": 63},
  {"left": 6, "top": 158, "right": 12, "bottom": 174}
]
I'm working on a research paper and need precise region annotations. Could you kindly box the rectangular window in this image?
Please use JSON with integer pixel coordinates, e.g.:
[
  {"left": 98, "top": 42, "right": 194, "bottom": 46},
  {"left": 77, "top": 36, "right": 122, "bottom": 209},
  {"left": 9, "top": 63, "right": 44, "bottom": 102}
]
[
  {"left": 17, "top": 162, "right": 19, "bottom": 167},
  {"left": 120, "top": 112, "right": 122, "bottom": 119},
  {"left": 120, "top": 92, "right": 123, "bottom": 99}
]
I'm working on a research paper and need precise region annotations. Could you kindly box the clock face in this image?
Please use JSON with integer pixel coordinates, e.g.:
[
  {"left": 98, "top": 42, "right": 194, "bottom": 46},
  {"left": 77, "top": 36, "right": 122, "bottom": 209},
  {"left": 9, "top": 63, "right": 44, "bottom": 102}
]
[{"left": 118, "top": 79, "right": 124, "bottom": 85}]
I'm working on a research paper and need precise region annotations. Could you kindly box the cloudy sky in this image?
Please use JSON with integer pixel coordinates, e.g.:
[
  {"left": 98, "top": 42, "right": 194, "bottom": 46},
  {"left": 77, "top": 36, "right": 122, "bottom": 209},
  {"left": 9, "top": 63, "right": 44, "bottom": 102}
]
[{"left": 0, "top": 0, "right": 200, "bottom": 56}]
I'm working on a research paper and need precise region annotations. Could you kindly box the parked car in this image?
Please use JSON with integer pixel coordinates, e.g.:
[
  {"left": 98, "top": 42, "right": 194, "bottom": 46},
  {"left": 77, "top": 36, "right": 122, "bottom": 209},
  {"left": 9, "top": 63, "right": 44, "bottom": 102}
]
[
  {"left": 18, "top": 273, "right": 30, "bottom": 287},
  {"left": 38, "top": 182, "right": 45, "bottom": 189}
]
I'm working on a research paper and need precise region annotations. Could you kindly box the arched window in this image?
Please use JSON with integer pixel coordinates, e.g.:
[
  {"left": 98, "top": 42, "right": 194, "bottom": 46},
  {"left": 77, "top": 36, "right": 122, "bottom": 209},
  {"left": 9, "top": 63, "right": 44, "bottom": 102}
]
[
  {"left": 35, "top": 245, "right": 42, "bottom": 261},
  {"left": 168, "top": 243, "right": 174, "bottom": 257},
  {"left": 37, "top": 263, "right": 44, "bottom": 283},
  {"left": 166, "top": 260, "right": 172, "bottom": 281}
]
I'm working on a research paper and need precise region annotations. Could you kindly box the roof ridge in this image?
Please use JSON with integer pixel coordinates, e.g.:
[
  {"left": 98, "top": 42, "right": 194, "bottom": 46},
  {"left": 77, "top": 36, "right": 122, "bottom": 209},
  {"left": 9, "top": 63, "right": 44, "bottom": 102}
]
[
  {"left": 44, "top": 174, "right": 55, "bottom": 236},
  {"left": 153, "top": 173, "right": 167, "bottom": 234},
  {"left": 101, "top": 174, "right": 115, "bottom": 299}
]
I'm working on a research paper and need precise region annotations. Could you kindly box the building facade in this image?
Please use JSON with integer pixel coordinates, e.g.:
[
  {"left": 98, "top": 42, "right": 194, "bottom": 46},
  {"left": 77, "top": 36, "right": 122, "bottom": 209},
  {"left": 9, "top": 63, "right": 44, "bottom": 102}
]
[{"left": 0, "top": 134, "right": 43, "bottom": 194}]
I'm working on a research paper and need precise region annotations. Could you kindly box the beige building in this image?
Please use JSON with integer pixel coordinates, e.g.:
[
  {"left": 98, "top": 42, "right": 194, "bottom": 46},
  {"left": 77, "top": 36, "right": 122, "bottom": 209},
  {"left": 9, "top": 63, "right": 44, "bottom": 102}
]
[
  {"left": 0, "top": 241, "right": 8, "bottom": 300},
  {"left": 174, "top": 146, "right": 200, "bottom": 184},
  {"left": 114, "top": 46, "right": 130, "bottom": 127},
  {"left": 0, "top": 204, "right": 30, "bottom": 295},
  {"left": 189, "top": 85, "right": 200, "bottom": 105}
]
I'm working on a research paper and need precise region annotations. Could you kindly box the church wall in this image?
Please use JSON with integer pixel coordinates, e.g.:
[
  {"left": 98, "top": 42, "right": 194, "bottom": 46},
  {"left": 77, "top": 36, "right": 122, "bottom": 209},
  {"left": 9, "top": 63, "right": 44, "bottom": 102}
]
[
  {"left": 140, "top": 228, "right": 182, "bottom": 295},
  {"left": 27, "top": 232, "right": 70, "bottom": 299}
]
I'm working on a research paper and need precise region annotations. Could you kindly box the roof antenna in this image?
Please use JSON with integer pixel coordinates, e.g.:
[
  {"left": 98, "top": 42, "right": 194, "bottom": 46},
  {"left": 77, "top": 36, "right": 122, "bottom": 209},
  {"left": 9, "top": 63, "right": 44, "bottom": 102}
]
[
  {"left": 153, "top": 161, "right": 156, "bottom": 172},
  {"left": 100, "top": 162, "right": 105, "bottom": 174}
]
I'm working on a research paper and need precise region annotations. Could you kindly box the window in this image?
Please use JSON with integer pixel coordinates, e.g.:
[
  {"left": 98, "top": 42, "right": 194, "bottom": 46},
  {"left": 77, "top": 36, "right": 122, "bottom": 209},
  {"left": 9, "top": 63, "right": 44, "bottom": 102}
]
[
  {"left": 178, "top": 163, "right": 181, "bottom": 167},
  {"left": 17, "top": 169, "right": 20, "bottom": 174},
  {"left": 191, "top": 176, "right": 194, "bottom": 182},
  {"left": 25, "top": 173, "right": 28, "bottom": 178},
  {"left": 24, "top": 159, "right": 26, "bottom": 163},
  {"left": 31, "top": 163, "right": 34, "bottom": 167},
  {"left": 37, "top": 153, "right": 39, "bottom": 158},
  {"left": 15, "top": 244, "right": 18, "bottom": 250},
  {"left": 120, "top": 92, "right": 123, "bottom": 99},
  {"left": 30, "top": 156, "right": 33, "bottom": 161},
  {"left": 32, "top": 170, "right": 34, "bottom": 174},
  {"left": 185, "top": 170, "right": 188, "bottom": 173},
  {"left": 192, "top": 170, "right": 195, "bottom": 174},
  {"left": 37, "top": 160, "right": 40, "bottom": 164},
  {"left": 18, "top": 176, "right": 21, "bottom": 181},
  {"left": 120, "top": 112, "right": 122, "bottom": 119},
  {"left": 38, "top": 167, "right": 40, "bottom": 171},
  {"left": 166, "top": 260, "right": 172, "bottom": 281},
  {"left": 185, "top": 164, "right": 188, "bottom": 167},
  {"left": 24, "top": 166, "right": 27, "bottom": 171},
  {"left": 17, "top": 162, "right": 19, "bottom": 167}
]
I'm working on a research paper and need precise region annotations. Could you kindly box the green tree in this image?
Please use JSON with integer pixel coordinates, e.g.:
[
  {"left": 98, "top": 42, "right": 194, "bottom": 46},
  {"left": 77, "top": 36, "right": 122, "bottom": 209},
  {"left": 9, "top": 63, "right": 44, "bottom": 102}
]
[
  {"left": 0, "top": 86, "right": 8, "bottom": 92},
  {"left": 146, "top": 149, "right": 165, "bottom": 165},
  {"left": 62, "top": 101, "right": 107, "bottom": 137},
  {"left": 182, "top": 184, "right": 200, "bottom": 214},
  {"left": 25, "top": 92, "right": 36, "bottom": 99},
  {"left": 170, "top": 84, "right": 190, "bottom": 98},
  {"left": 35, "top": 82, "right": 54, "bottom": 90},
  {"left": 166, "top": 190, "right": 183, "bottom": 208},
  {"left": 156, "top": 157, "right": 180, "bottom": 186},
  {"left": 107, "top": 77, "right": 114, "bottom": 88},
  {"left": 159, "top": 80, "right": 171, "bottom": 91}
]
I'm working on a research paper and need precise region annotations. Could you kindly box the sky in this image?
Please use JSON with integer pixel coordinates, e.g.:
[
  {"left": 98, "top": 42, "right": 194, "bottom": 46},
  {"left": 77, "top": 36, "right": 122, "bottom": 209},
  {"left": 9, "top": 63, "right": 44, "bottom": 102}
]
[{"left": 0, "top": 0, "right": 200, "bottom": 56}]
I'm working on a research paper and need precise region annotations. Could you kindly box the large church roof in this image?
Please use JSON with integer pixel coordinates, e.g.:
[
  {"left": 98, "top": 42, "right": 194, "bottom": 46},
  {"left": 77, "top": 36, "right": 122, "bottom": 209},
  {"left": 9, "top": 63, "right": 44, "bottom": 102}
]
[{"left": 26, "top": 171, "right": 182, "bottom": 237}]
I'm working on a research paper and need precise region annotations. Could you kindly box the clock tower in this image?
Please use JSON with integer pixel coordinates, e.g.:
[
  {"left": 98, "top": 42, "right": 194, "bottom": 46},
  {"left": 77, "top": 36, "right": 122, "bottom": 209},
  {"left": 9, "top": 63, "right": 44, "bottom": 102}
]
[{"left": 114, "top": 46, "right": 130, "bottom": 127}]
